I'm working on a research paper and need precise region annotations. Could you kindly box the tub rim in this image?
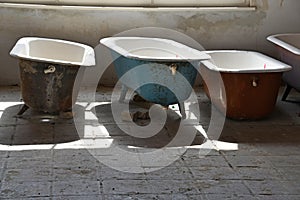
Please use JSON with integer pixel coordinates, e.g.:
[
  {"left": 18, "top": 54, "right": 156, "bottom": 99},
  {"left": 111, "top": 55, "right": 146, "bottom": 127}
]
[
  {"left": 267, "top": 33, "right": 300, "bottom": 56},
  {"left": 10, "top": 37, "right": 96, "bottom": 66},
  {"left": 201, "top": 50, "right": 292, "bottom": 73},
  {"left": 100, "top": 36, "right": 211, "bottom": 62}
]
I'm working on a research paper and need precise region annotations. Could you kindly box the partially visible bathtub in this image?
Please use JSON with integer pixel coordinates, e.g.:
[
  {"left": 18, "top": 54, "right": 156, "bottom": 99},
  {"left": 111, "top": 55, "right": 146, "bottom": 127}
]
[
  {"left": 267, "top": 33, "right": 300, "bottom": 101},
  {"left": 201, "top": 50, "right": 291, "bottom": 120}
]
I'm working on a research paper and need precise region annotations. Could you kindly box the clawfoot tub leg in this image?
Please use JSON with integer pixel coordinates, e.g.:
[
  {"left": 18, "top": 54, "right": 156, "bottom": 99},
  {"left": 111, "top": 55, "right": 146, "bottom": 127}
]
[
  {"left": 282, "top": 84, "right": 293, "bottom": 101},
  {"left": 178, "top": 102, "right": 186, "bottom": 119},
  {"left": 17, "top": 104, "right": 29, "bottom": 116},
  {"left": 119, "top": 84, "right": 128, "bottom": 102}
]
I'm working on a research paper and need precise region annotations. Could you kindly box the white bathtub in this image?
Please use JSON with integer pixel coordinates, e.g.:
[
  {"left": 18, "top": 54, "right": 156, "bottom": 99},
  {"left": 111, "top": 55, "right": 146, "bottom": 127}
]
[
  {"left": 201, "top": 50, "right": 291, "bottom": 120},
  {"left": 267, "top": 33, "right": 300, "bottom": 100}
]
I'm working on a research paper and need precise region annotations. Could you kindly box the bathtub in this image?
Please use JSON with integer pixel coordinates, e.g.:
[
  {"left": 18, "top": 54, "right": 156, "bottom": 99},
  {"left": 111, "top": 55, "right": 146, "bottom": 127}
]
[
  {"left": 10, "top": 37, "right": 95, "bottom": 115},
  {"left": 201, "top": 50, "right": 291, "bottom": 120},
  {"left": 100, "top": 36, "right": 210, "bottom": 116},
  {"left": 267, "top": 33, "right": 300, "bottom": 101}
]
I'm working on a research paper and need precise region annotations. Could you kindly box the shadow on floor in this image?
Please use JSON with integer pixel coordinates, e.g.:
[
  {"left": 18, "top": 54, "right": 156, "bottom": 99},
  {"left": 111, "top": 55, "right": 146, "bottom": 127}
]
[
  {"left": 93, "top": 102, "right": 207, "bottom": 149},
  {"left": 0, "top": 104, "right": 84, "bottom": 145},
  {"left": 218, "top": 102, "right": 300, "bottom": 144}
]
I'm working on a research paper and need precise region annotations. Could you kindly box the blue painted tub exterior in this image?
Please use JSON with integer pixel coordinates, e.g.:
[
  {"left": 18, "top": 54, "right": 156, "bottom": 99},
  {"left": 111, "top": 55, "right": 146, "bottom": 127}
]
[{"left": 112, "top": 51, "right": 198, "bottom": 106}]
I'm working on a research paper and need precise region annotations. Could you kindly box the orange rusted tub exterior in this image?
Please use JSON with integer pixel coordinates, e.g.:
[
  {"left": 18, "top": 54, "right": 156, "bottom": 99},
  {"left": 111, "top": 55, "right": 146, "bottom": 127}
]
[{"left": 201, "top": 51, "right": 292, "bottom": 120}]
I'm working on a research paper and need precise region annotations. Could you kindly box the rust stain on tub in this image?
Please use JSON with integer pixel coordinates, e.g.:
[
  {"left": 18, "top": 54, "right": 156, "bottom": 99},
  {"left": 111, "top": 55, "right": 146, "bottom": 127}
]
[
  {"left": 55, "top": 72, "right": 64, "bottom": 88},
  {"left": 19, "top": 60, "right": 38, "bottom": 74},
  {"left": 19, "top": 59, "right": 80, "bottom": 114}
]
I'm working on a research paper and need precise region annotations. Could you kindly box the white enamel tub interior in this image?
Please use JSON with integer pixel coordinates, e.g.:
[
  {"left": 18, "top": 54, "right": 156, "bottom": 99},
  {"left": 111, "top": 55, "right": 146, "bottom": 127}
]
[
  {"left": 100, "top": 36, "right": 210, "bottom": 61},
  {"left": 267, "top": 33, "right": 300, "bottom": 55},
  {"left": 202, "top": 50, "right": 292, "bottom": 73},
  {"left": 10, "top": 37, "right": 95, "bottom": 66}
]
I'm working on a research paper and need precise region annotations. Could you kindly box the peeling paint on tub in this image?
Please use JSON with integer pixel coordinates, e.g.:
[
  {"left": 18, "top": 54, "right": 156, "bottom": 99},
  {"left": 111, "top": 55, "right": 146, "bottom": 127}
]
[
  {"left": 19, "top": 60, "right": 38, "bottom": 74},
  {"left": 56, "top": 72, "right": 64, "bottom": 88}
]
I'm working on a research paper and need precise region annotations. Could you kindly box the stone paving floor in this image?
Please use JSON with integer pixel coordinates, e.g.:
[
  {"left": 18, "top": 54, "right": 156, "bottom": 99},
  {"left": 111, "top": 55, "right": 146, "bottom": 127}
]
[{"left": 0, "top": 86, "right": 299, "bottom": 199}]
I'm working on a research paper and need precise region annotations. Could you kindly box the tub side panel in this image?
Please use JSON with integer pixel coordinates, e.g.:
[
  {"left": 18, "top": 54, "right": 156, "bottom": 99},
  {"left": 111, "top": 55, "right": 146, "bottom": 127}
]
[
  {"left": 221, "top": 72, "right": 282, "bottom": 120},
  {"left": 112, "top": 52, "right": 197, "bottom": 106},
  {"left": 201, "top": 65, "right": 282, "bottom": 120},
  {"left": 200, "top": 66, "right": 227, "bottom": 115},
  {"left": 19, "top": 59, "right": 80, "bottom": 114}
]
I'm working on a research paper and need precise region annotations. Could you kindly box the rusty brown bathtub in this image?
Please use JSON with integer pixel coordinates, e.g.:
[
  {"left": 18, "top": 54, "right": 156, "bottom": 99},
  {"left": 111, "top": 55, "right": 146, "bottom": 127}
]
[{"left": 200, "top": 50, "right": 291, "bottom": 120}]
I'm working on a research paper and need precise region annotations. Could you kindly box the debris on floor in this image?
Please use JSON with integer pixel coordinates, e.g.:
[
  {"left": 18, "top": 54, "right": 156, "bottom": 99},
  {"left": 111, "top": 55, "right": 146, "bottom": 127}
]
[
  {"left": 130, "top": 94, "right": 154, "bottom": 110},
  {"left": 121, "top": 110, "right": 150, "bottom": 122}
]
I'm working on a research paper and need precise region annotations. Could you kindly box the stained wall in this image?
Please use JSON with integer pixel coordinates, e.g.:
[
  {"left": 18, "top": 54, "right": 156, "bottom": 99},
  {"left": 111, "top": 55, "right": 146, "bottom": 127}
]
[{"left": 0, "top": 0, "right": 299, "bottom": 86}]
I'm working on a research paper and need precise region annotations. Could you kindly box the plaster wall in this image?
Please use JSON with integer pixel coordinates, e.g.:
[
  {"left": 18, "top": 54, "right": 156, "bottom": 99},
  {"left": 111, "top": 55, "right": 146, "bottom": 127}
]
[{"left": 0, "top": 0, "right": 299, "bottom": 86}]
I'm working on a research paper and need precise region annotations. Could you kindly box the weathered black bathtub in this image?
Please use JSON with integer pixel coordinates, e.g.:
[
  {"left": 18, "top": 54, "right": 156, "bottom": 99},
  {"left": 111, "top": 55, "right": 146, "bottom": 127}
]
[{"left": 10, "top": 37, "right": 95, "bottom": 115}]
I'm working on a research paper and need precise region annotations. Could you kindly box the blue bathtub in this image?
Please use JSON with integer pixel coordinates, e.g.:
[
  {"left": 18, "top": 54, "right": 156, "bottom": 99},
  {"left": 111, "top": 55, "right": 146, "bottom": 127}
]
[{"left": 100, "top": 37, "right": 210, "bottom": 115}]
